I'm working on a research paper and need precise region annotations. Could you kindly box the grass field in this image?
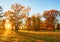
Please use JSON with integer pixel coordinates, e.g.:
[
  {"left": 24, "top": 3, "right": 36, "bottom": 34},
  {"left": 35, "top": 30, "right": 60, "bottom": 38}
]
[
  {"left": 16, "top": 30, "right": 60, "bottom": 42},
  {"left": 0, "top": 30, "right": 60, "bottom": 42}
]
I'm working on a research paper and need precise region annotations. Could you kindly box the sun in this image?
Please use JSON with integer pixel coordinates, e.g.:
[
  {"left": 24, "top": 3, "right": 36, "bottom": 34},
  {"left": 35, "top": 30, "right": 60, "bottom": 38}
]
[{"left": 5, "top": 19, "right": 12, "bottom": 30}]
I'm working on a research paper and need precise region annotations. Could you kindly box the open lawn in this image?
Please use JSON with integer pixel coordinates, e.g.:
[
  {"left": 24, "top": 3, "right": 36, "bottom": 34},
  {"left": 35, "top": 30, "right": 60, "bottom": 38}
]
[
  {"left": 0, "top": 30, "right": 60, "bottom": 42},
  {"left": 17, "top": 30, "right": 60, "bottom": 42}
]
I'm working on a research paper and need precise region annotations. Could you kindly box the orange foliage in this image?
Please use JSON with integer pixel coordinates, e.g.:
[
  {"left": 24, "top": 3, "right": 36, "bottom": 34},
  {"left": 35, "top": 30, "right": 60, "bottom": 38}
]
[
  {"left": 43, "top": 10, "right": 58, "bottom": 18},
  {"left": 5, "top": 11, "right": 15, "bottom": 16}
]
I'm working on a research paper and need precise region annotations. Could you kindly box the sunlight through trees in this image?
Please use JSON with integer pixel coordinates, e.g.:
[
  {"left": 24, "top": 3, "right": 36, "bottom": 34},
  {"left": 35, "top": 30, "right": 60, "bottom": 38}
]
[{"left": 0, "top": 4, "right": 60, "bottom": 31}]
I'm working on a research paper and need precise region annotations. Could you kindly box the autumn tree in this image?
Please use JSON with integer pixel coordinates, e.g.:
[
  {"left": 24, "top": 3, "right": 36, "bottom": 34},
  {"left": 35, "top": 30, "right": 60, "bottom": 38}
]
[
  {"left": 11, "top": 3, "right": 31, "bottom": 31},
  {"left": 43, "top": 10, "right": 59, "bottom": 31},
  {"left": 26, "top": 17, "right": 32, "bottom": 30},
  {"left": 31, "top": 13, "right": 41, "bottom": 31},
  {"left": 31, "top": 15, "right": 36, "bottom": 31},
  {"left": 56, "top": 24, "right": 60, "bottom": 31},
  {"left": 40, "top": 21, "right": 47, "bottom": 30},
  {"left": 4, "top": 11, "right": 15, "bottom": 30},
  {"left": 35, "top": 14, "right": 41, "bottom": 31}
]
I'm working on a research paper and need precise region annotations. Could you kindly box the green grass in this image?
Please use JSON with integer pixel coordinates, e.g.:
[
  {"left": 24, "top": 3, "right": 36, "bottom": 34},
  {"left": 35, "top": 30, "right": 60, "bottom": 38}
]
[{"left": 16, "top": 30, "right": 60, "bottom": 42}]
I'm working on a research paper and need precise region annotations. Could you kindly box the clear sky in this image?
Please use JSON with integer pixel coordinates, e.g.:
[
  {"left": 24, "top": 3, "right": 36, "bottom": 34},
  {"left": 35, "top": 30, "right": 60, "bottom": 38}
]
[{"left": 0, "top": 0, "right": 60, "bottom": 16}]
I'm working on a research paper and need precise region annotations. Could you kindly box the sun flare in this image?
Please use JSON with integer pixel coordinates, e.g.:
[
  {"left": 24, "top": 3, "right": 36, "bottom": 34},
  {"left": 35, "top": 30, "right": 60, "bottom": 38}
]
[{"left": 5, "top": 19, "right": 12, "bottom": 30}]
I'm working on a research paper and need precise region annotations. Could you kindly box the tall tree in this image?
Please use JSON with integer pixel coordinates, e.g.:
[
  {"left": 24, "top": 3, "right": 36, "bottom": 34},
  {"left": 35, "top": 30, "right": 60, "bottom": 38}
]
[
  {"left": 11, "top": 3, "right": 31, "bottom": 31},
  {"left": 43, "top": 10, "right": 58, "bottom": 31}
]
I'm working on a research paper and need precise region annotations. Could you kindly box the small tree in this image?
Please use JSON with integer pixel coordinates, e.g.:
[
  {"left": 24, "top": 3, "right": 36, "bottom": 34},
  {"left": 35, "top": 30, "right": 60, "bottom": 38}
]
[{"left": 31, "top": 13, "right": 41, "bottom": 31}]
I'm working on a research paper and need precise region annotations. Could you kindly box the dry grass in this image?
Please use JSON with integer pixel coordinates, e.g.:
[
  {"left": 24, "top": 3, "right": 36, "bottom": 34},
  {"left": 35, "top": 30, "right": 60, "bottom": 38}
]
[
  {"left": 17, "top": 30, "right": 60, "bottom": 42},
  {"left": 0, "top": 30, "right": 60, "bottom": 42}
]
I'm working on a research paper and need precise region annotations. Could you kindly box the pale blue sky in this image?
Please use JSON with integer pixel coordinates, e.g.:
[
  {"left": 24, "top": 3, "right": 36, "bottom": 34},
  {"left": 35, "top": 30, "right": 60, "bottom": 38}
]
[{"left": 0, "top": 0, "right": 60, "bottom": 16}]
